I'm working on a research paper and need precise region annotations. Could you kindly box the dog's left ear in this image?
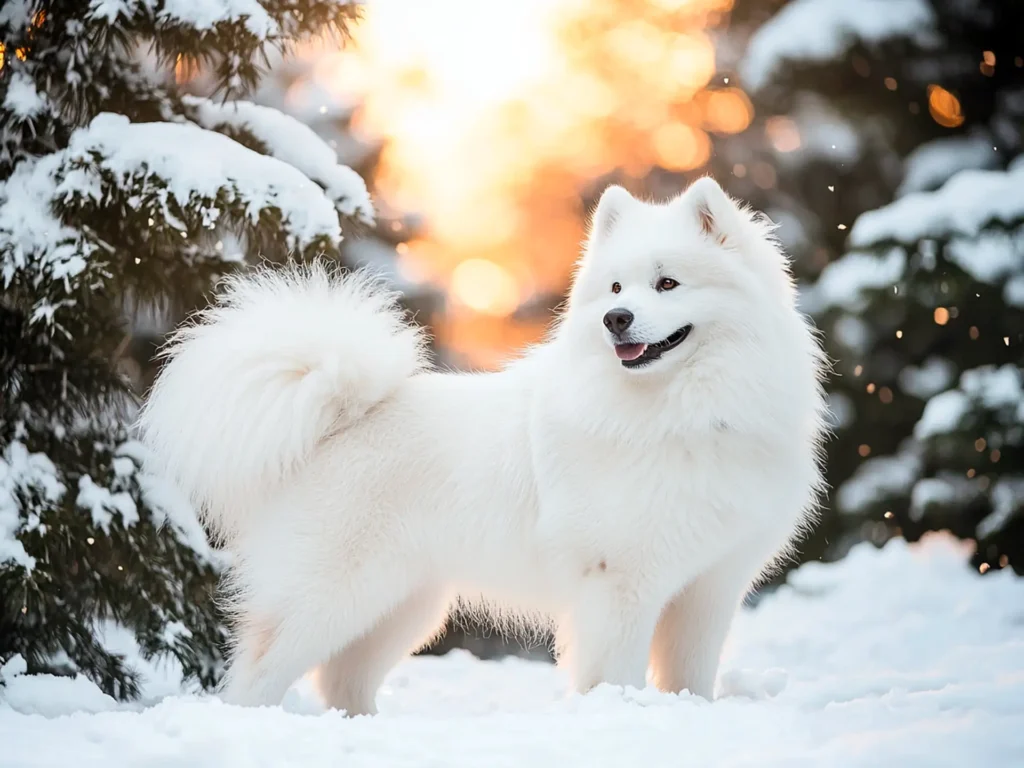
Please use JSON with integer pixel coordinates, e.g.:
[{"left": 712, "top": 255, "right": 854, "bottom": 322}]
[{"left": 674, "top": 177, "right": 742, "bottom": 246}]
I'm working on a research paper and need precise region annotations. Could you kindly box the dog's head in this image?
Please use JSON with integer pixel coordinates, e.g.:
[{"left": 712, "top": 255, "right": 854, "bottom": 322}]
[{"left": 563, "top": 177, "right": 795, "bottom": 376}]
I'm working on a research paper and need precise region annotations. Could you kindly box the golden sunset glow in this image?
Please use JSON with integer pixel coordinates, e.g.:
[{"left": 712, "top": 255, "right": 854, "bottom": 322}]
[
  {"left": 450, "top": 258, "right": 521, "bottom": 316},
  {"left": 310, "top": 0, "right": 740, "bottom": 365}
]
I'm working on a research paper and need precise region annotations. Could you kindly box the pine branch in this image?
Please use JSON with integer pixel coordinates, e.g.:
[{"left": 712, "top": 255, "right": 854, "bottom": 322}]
[
  {"left": 92, "top": 1, "right": 362, "bottom": 98},
  {"left": 1, "top": 423, "right": 227, "bottom": 700}
]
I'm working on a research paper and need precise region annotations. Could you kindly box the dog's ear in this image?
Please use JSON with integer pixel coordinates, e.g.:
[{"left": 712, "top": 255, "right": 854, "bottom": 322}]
[
  {"left": 675, "top": 177, "right": 742, "bottom": 246},
  {"left": 589, "top": 185, "right": 635, "bottom": 243}
]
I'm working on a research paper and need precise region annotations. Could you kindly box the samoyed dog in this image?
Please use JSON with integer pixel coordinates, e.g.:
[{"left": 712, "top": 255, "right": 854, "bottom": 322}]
[{"left": 140, "top": 177, "right": 827, "bottom": 714}]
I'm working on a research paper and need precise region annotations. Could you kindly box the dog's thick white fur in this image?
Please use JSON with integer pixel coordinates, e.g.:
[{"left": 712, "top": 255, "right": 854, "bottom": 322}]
[{"left": 140, "top": 177, "right": 827, "bottom": 715}]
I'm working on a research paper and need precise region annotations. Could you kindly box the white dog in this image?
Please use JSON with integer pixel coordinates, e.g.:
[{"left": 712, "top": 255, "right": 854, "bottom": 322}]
[{"left": 140, "top": 177, "right": 828, "bottom": 715}]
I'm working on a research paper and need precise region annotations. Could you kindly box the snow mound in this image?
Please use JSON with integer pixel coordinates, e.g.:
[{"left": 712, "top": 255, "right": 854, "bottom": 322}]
[
  {"left": 2, "top": 533, "right": 1022, "bottom": 766},
  {"left": 0, "top": 656, "right": 118, "bottom": 718},
  {"left": 742, "top": 0, "right": 939, "bottom": 92}
]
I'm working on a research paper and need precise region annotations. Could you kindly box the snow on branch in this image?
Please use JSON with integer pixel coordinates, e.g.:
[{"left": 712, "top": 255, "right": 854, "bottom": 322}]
[
  {"left": 799, "top": 247, "right": 906, "bottom": 314},
  {"left": 88, "top": 0, "right": 360, "bottom": 40},
  {"left": 837, "top": 450, "right": 920, "bottom": 514},
  {"left": 154, "top": 0, "right": 275, "bottom": 38},
  {"left": 945, "top": 230, "right": 1024, "bottom": 285},
  {"left": 741, "top": 0, "right": 939, "bottom": 92},
  {"left": 89, "top": 0, "right": 273, "bottom": 36},
  {"left": 850, "top": 164, "right": 1024, "bottom": 247},
  {"left": 2, "top": 112, "right": 366, "bottom": 324},
  {"left": 85, "top": 1, "right": 361, "bottom": 97},
  {"left": 0, "top": 440, "right": 63, "bottom": 571},
  {"left": 57, "top": 113, "right": 347, "bottom": 249},
  {"left": 3, "top": 72, "right": 49, "bottom": 121},
  {"left": 897, "top": 135, "right": 1001, "bottom": 197},
  {"left": 800, "top": 163, "right": 1024, "bottom": 317},
  {"left": 804, "top": 227, "right": 1023, "bottom": 319},
  {"left": 914, "top": 364, "right": 1024, "bottom": 441},
  {"left": 899, "top": 357, "right": 957, "bottom": 400},
  {"left": 837, "top": 365, "right": 1024, "bottom": 534},
  {"left": 0, "top": 154, "right": 92, "bottom": 290},
  {"left": 0, "top": 432, "right": 223, "bottom": 574},
  {"left": 117, "top": 440, "right": 225, "bottom": 566},
  {"left": 977, "top": 477, "right": 1024, "bottom": 539},
  {"left": 903, "top": 364, "right": 1024, "bottom": 540},
  {"left": 909, "top": 474, "right": 984, "bottom": 524},
  {"left": 183, "top": 95, "right": 373, "bottom": 225}
]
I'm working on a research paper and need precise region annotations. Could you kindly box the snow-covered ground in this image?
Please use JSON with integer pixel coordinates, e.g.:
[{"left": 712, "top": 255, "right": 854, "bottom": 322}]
[{"left": 2, "top": 533, "right": 1022, "bottom": 767}]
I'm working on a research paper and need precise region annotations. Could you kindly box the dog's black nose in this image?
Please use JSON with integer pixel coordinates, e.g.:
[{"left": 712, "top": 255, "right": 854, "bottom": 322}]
[{"left": 603, "top": 308, "right": 634, "bottom": 336}]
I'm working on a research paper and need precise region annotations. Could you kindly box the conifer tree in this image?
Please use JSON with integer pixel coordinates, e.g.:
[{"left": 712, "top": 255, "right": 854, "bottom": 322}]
[
  {"left": 719, "top": 0, "right": 1024, "bottom": 570},
  {"left": 1, "top": 0, "right": 372, "bottom": 699}
]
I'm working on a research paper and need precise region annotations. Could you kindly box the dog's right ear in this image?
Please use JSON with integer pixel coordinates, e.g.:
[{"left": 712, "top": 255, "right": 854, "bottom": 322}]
[{"left": 588, "top": 185, "right": 635, "bottom": 243}]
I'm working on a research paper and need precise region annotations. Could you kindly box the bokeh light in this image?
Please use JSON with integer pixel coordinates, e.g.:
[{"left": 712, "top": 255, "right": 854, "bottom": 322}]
[
  {"left": 311, "top": 0, "right": 740, "bottom": 365},
  {"left": 927, "top": 85, "right": 965, "bottom": 128},
  {"left": 450, "top": 259, "right": 521, "bottom": 316}
]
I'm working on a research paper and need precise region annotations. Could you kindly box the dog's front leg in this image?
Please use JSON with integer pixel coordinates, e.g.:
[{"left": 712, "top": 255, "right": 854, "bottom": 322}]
[
  {"left": 649, "top": 552, "right": 760, "bottom": 700},
  {"left": 558, "top": 577, "right": 661, "bottom": 693}
]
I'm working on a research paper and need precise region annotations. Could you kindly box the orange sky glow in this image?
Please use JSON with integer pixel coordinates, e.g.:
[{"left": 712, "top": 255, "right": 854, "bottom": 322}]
[{"left": 315, "top": 0, "right": 748, "bottom": 367}]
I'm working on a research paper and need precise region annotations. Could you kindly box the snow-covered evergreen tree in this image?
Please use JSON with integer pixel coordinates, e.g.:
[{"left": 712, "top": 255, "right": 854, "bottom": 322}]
[
  {"left": 723, "top": 0, "right": 1024, "bottom": 571},
  {"left": 118, "top": 47, "right": 446, "bottom": 388},
  {"left": 0, "top": 0, "right": 372, "bottom": 699}
]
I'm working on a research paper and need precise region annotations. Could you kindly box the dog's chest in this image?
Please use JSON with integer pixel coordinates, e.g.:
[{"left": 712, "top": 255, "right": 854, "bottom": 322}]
[{"left": 533, "top": 428, "right": 720, "bottom": 557}]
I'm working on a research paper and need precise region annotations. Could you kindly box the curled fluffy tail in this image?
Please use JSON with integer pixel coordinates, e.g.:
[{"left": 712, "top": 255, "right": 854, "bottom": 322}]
[{"left": 138, "top": 261, "right": 426, "bottom": 540}]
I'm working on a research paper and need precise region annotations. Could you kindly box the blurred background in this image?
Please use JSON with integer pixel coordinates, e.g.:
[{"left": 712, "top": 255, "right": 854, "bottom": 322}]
[
  {"left": 2, "top": 0, "right": 1021, "bottom": 684},
  {"left": 170, "top": 0, "right": 1023, "bottom": 658}
]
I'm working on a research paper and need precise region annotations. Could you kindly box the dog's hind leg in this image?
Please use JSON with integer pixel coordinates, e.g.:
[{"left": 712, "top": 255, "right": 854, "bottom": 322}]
[
  {"left": 312, "top": 587, "right": 451, "bottom": 716},
  {"left": 220, "top": 578, "right": 424, "bottom": 708},
  {"left": 219, "top": 608, "right": 351, "bottom": 707}
]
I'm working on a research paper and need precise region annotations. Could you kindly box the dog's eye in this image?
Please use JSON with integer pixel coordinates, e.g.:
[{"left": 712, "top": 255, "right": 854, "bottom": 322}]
[
  {"left": 657, "top": 278, "right": 679, "bottom": 292},
  {"left": 611, "top": 282, "right": 622, "bottom": 294}
]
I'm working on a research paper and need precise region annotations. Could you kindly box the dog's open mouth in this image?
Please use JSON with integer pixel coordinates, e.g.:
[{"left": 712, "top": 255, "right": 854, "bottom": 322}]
[{"left": 615, "top": 324, "right": 693, "bottom": 368}]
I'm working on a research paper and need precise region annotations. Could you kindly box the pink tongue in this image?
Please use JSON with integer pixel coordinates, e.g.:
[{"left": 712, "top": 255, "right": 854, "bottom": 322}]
[{"left": 615, "top": 343, "right": 647, "bottom": 361}]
